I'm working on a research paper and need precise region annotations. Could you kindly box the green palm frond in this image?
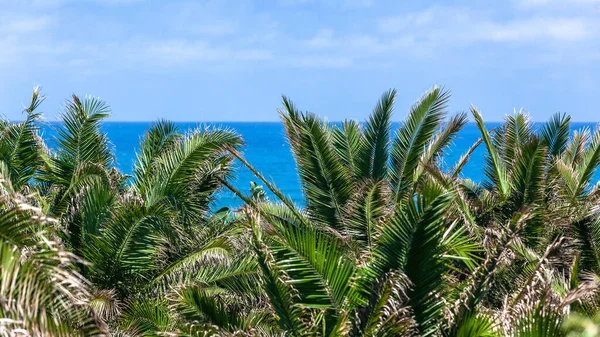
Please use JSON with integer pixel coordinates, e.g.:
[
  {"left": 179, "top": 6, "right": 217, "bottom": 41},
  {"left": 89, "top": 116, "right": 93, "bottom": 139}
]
[
  {"left": 358, "top": 89, "right": 395, "bottom": 180},
  {"left": 157, "top": 126, "right": 241, "bottom": 187},
  {"left": 332, "top": 120, "right": 365, "bottom": 180},
  {"left": 132, "top": 119, "right": 181, "bottom": 194},
  {"left": 512, "top": 136, "right": 546, "bottom": 207},
  {"left": 390, "top": 86, "right": 450, "bottom": 203},
  {"left": 37, "top": 94, "right": 116, "bottom": 219},
  {"left": 280, "top": 105, "right": 352, "bottom": 229},
  {"left": 64, "top": 182, "right": 116, "bottom": 256},
  {"left": 358, "top": 192, "right": 454, "bottom": 335},
  {"left": 0, "top": 195, "right": 51, "bottom": 247},
  {"left": 423, "top": 111, "right": 469, "bottom": 167},
  {"left": 501, "top": 111, "right": 534, "bottom": 167},
  {"left": 120, "top": 299, "right": 175, "bottom": 336},
  {"left": 0, "top": 88, "right": 45, "bottom": 191},
  {"left": 449, "top": 311, "right": 499, "bottom": 337},
  {"left": 265, "top": 204, "right": 357, "bottom": 312},
  {"left": 249, "top": 210, "right": 307, "bottom": 336},
  {"left": 564, "top": 128, "right": 591, "bottom": 167},
  {"left": 342, "top": 179, "right": 391, "bottom": 251},
  {"left": 152, "top": 220, "right": 245, "bottom": 289},
  {"left": 573, "top": 126, "right": 600, "bottom": 200},
  {"left": 173, "top": 285, "right": 273, "bottom": 334},
  {"left": 85, "top": 202, "right": 163, "bottom": 295},
  {"left": 541, "top": 113, "right": 571, "bottom": 159},
  {"left": 0, "top": 197, "right": 101, "bottom": 336},
  {"left": 450, "top": 138, "right": 483, "bottom": 179},
  {"left": 154, "top": 255, "right": 260, "bottom": 298},
  {"left": 51, "top": 94, "right": 114, "bottom": 173},
  {"left": 509, "top": 300, "right": 566, "bottom": 337},
  {"left": 414, "top": 112, "right": 469, "bottom": 186},
  {"left": 175, "top": 286, "right": 243, "bottom": 331},
  {"left": 143, "top": 127, "right": 242, "bottom": 226},
  {"left": 571, "top": 214, "right": 600, "bottom": 274},
  {"left": 471, "top": 106, "right": 511, "bottom": 199}
]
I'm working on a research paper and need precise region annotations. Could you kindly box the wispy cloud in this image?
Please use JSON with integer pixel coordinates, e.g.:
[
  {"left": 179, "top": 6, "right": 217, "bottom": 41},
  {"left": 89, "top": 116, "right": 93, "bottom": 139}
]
[
  {"left": 0, "top": 0, "right": 598, "bottom": 122},
  {"left": 1, "top": 0, "right": 599, "bottom": 74},
  {"left": 343, "top": 0, "right": 374, "bottom": 8},
  {"left": 137, "top": 39, "right": 273, "bottom": 64},
  {"left": 481, "top": 17, "right": 595, "bottom": 42},
  {"left": 518, "top": 0, "right": 600, "bottom": 7},
  {"left": 0, "top": 16, "right": 53, "bottom": 34},
  {"left": 92, "top": 0, "right": 146, "bottom": 5},
  {"left": 378, "top": 6, "right": 598, "bottom": 43},
  {"left": 278, "top": 0, "right": 374, "bottom": 8}
]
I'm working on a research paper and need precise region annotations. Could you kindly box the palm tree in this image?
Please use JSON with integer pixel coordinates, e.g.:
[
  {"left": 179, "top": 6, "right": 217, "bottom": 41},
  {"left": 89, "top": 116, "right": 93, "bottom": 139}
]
[
  {"left": 233, "top": 88, "right": 600, "bottom": 336},
  {"left": 0, "top": 192, "right": 102, "bottom": 336},
  {"left": 223, "top": 87, "right": 479, "bottom": 336},
  {"left": 438, "top": 109, "right": 600, "bottom": 336},
  {"left": 2, "top": 86, "right": 600, "bottom": 336},
  {"left": 0, "top": 89, "right": 254, "bottom": 335},
  {"left": 0, "top": 87, "right": 46, "bottom": 195}
]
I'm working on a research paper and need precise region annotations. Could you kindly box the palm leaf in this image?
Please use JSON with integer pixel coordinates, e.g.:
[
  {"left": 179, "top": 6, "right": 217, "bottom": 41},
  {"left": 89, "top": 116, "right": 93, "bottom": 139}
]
[
  {"left": 541, "top": 112, "right": 571, "bottom": 158},
  {"left": 471, "top": 106, "right": 511, "bottom": 199},
  {"left": 280, "top": 107, "right": 352, "bottom": 228},
  {"left": 132, "top": 119, "right": 180, "bottom": 194},
  {"left": 332, "top": 119, "right": 365, "bottom": 179},
  {"left": 249, "top": 210, "right": 307, "bottom": 336},
  {"left": 390, "top": 86, "right": 450, "bottom": 203},
  {"left": 358, "top": 89, "right": 395, "bottom": 180},
  {"left": 358, "top": 192, "right": 454, "bottom": 335}
]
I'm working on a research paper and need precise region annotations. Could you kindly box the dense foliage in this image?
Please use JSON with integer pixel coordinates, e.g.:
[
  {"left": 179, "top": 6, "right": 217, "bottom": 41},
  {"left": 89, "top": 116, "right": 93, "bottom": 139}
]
[{"left": 2, "top": 86, "right": 600, "bottom": 336}]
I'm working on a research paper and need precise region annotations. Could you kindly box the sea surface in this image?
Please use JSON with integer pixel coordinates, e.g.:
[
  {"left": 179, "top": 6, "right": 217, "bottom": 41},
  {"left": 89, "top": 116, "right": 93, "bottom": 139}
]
[{"left": 39, "top": 122, "right": 599, "bottom": 208}]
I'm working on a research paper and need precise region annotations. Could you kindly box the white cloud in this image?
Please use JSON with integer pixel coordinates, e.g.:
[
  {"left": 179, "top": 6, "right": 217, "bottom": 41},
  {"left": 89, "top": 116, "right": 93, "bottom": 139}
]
[
  {"left": 481, "top": 17, "right": 595, "bottom": 42},
  {"left": 182, "top": 21, "right": 237, "bottom": 36},
  {"left": 289, "top": 55, "right": 353, "bottom": 68},
  {"left": 139, "top": 40, "right": 273, "bottom": 64},
  {"left": 306, "top": 29, "right": 335, "bottom": 48},
  {"left": 0, "top": 16, "right": 53, "bottom": 34},
  {"left": 378, "top": 6, "right": 598, "bottom": 43},
  {"left": 344, "top": 0, "right": 374, "bottom": 8},
  {"left": 378, "top": 7, "right": 443, "bottom": 33},
  {"left": 519, "top": 0, "right": 600, "bottom": 6},
  {"left": 1, "top": 0, "right": 598, "bottom": 74},
  {"left": 92, "top": 0, "right": 146, "bottom": 5},
  {"left": 278, "top": 0, "right": 373, "bottom": 8}
]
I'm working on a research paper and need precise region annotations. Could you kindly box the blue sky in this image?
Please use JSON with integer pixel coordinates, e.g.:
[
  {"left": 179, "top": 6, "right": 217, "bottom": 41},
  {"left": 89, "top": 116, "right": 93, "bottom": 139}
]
[{"left": 0, "top": 0, "right": 599, "bottom": 121}]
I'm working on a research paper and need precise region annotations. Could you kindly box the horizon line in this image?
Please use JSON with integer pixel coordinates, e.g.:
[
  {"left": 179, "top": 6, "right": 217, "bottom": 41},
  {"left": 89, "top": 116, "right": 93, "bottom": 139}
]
[{"left": 35, "top": 119, "right": 600, "bottom": 124}]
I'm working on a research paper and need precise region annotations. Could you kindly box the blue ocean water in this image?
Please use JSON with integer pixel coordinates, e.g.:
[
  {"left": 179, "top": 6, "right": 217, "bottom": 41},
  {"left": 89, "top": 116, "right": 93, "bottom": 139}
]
[{"left": 38, "top": 122, "right": 598, "bottom": 208}]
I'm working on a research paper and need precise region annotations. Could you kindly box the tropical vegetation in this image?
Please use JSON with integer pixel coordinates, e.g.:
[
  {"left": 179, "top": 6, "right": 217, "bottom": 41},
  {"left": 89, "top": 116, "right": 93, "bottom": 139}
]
[{"left": 1, "top": 86, "right": 600, "bottom": 336}]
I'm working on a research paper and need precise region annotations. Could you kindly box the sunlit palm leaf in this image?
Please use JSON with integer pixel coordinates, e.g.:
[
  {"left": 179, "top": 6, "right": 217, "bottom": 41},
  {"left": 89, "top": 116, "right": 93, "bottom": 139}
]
[
  {"left": 471, "top": 106, "right": 511, "bottom": 199},
  {"left": 358, "top": 89, "right": 395, "bottom": 181},
  {"left": 390, "top": 86, "right": 450, "bottom": 203}
]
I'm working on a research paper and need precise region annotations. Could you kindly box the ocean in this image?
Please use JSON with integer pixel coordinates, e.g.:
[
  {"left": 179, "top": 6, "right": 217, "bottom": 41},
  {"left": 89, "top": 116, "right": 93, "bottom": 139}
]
[{"left": 39, "top": 121, "right": 599, "bottom": 208}]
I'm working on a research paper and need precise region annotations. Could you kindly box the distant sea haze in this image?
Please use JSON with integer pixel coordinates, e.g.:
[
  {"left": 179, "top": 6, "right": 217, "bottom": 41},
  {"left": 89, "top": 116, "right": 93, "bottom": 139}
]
[{"left": 40, "top": 121, "right": 600, "bottom": 208}]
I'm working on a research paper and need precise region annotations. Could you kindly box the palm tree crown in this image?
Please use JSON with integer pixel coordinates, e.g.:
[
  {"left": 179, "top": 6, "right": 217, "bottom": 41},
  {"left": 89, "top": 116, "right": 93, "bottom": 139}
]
[{"left": 1, "top": 87, "right": 599, "bottom": 336}]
